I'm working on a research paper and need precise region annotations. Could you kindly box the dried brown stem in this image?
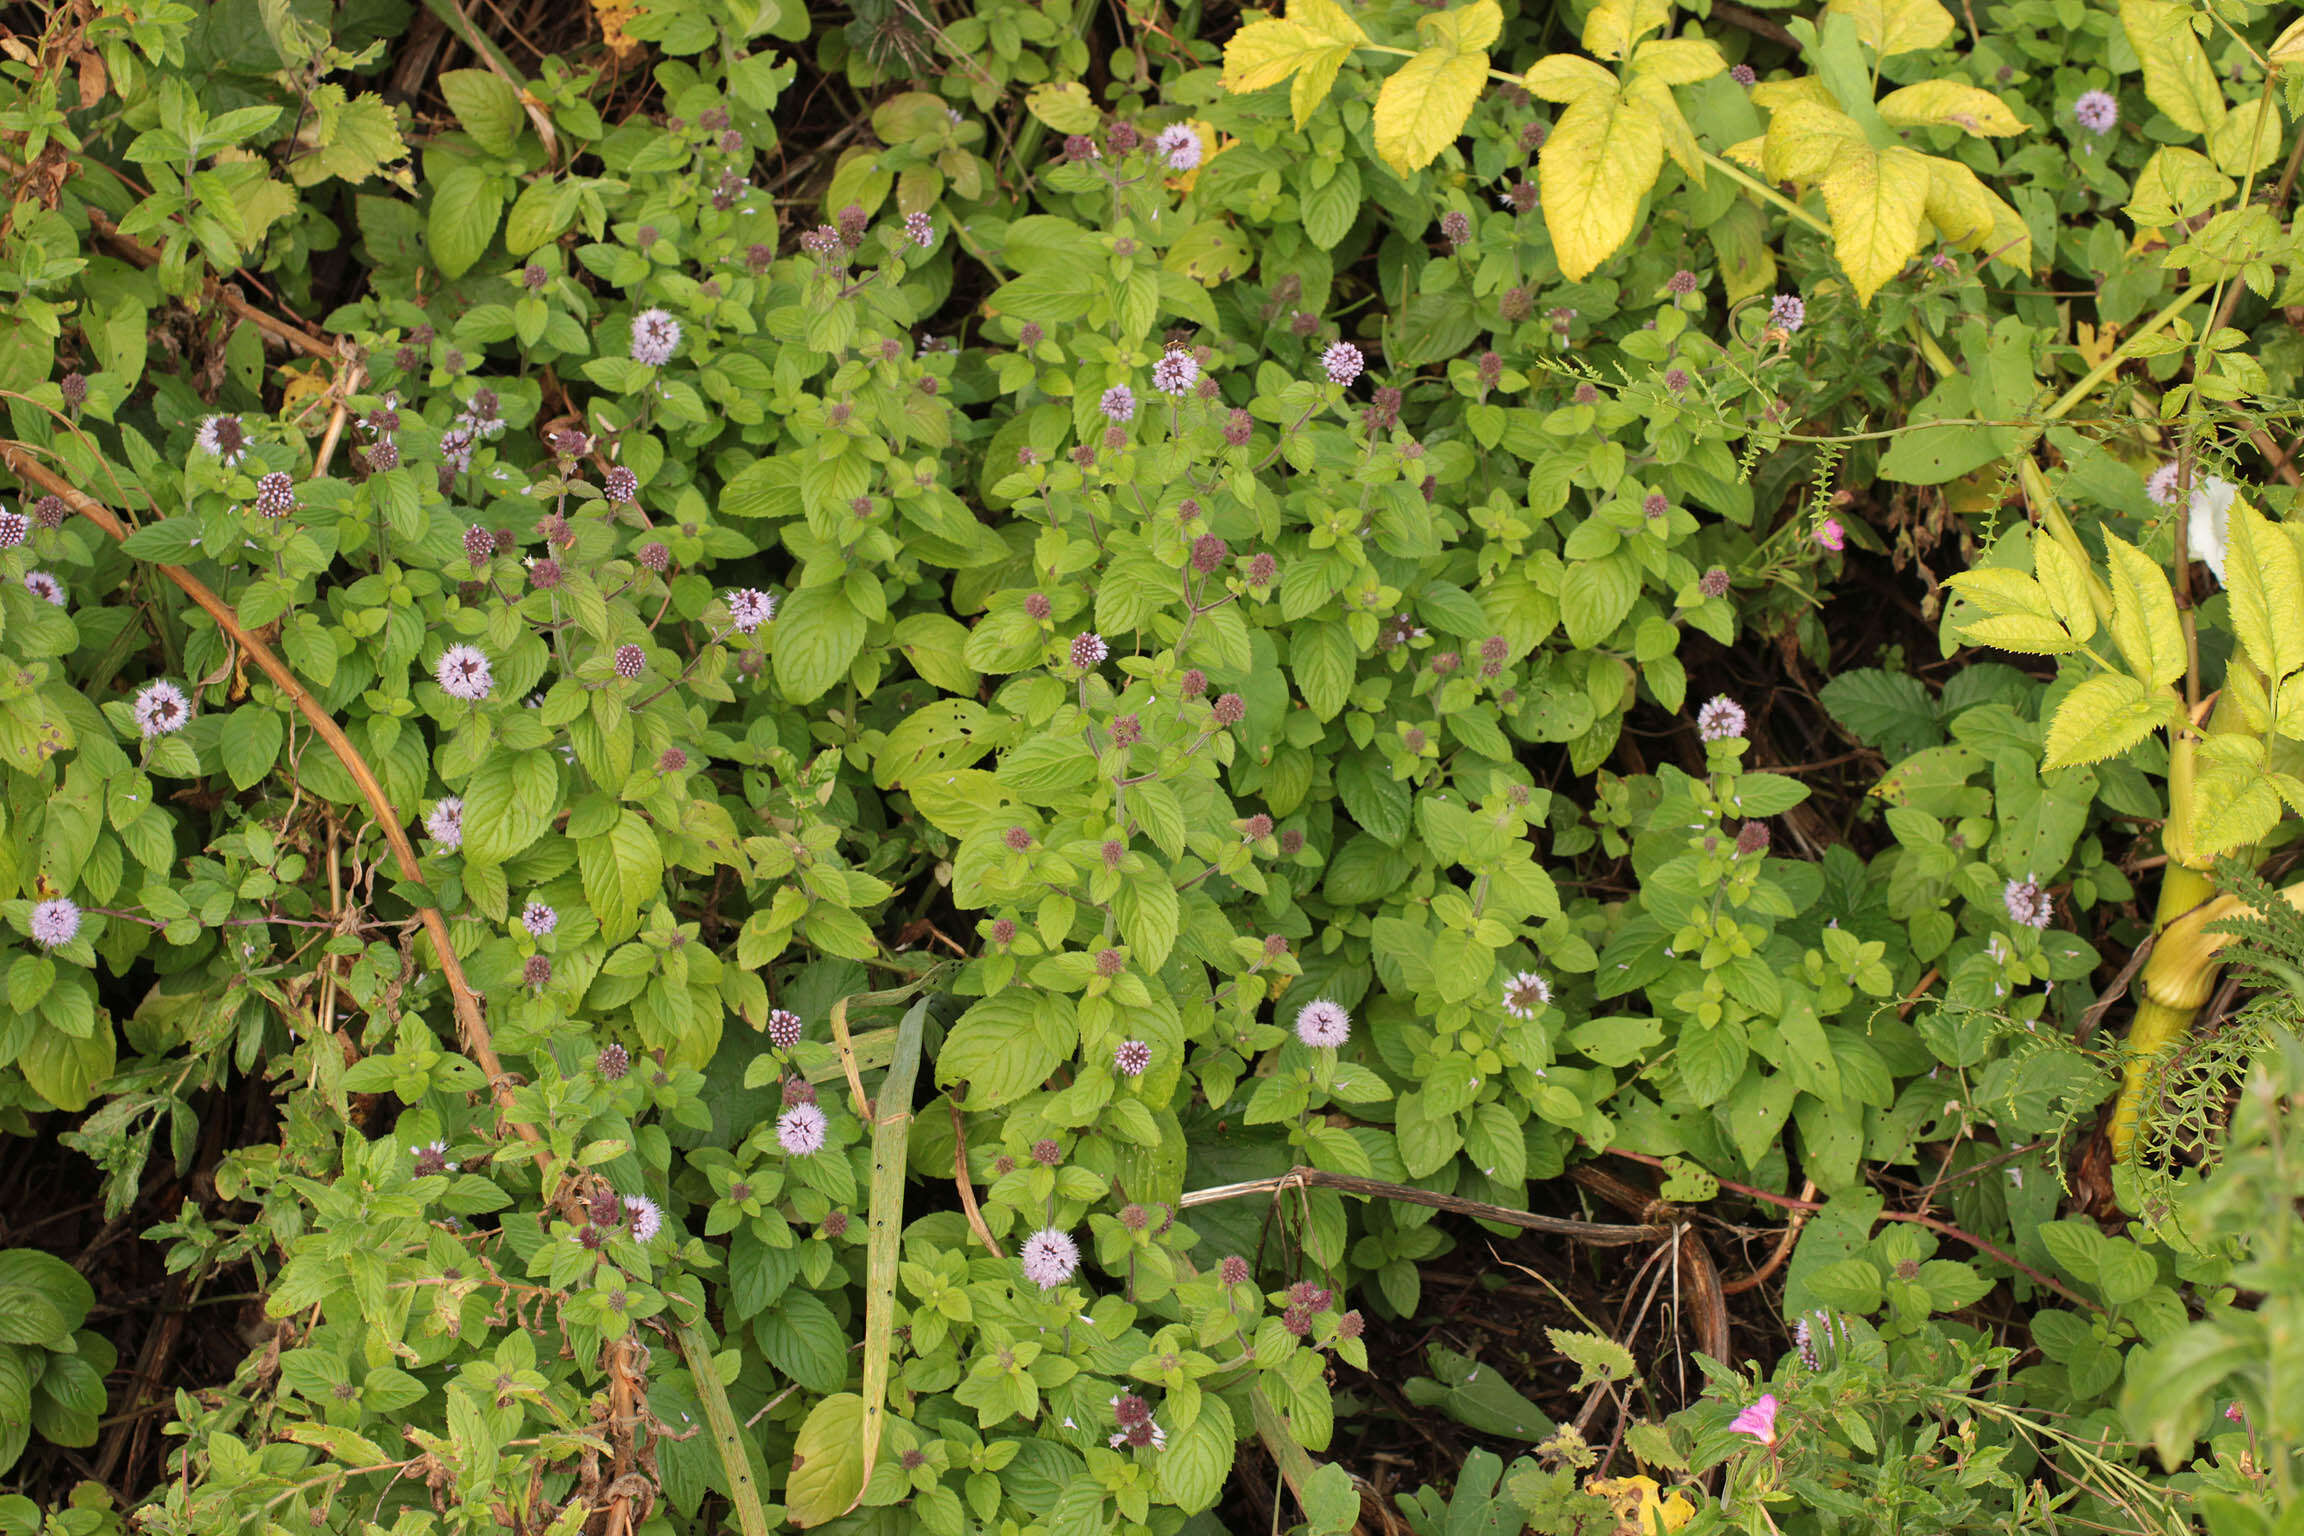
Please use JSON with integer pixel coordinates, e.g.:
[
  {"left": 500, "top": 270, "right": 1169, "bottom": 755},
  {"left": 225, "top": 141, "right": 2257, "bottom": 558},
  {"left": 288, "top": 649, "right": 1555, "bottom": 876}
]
[{"left": 1178, "top": 1166, "right": 1668, "bottom": 1245}]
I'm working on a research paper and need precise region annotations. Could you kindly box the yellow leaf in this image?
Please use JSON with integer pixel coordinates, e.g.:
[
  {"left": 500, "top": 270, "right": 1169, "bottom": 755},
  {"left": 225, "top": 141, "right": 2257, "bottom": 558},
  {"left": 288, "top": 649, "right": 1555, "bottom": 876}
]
[
  {"left": 1877, "top": 81, "right": 2026, "bottom": 136},
  {"left": 2275, "top": 14, "right": 2304, "bottom": 69},
  {"left": 2033, "top": 533, "right": 2099, "bottom": 644},
  {"left": 1629, "top": 37, "right": 1725, "bottom": 86},
  {"left": 2103, "top": 529, "right": 2186, "bottom": 686},
  {"left": 1721, "top": 133, "right": 1766, "bottom": 170},
  {"left": 2226, "top": 496, "right": 2304, "bottom": 680},
  {"left": 1818, "top": 143, "right": 1932, "bottom": 303},
  {"left": 1293, "top": 0, "right": 1369, "bottom": 46},
  {"left": 1222, "top": 18, "right": 1316, "bottom": 92},
  {"left": 2210, "top": 97, "right": 2284, "bottom": 176},
  {"left": 1751, "top": 76, "right": 1842, "bottom": 113},
  {"left": 1524, "top": 53, "right": 1618, "bottom": 105},
  {"left": 2121, "top": 0, "right": 2227, "bottom": 135},
  {"left": 1628, "top": 73, "right": 1703, "bottom": 178},
  {"left": 1825, "top": 0, "right": 1954, "bottom": 56},
  {"left": 1961, "top": 613, "right": 2083, "bottom": 653},
  {"left": 1762, "top": 101, "right": 1866, "bottom": 185},
  {"left": 1025, "top": 82, "right": 1102, "bottom": 133},
  {"left": 1581, "top": 0, "right": 1670, "bottom": 61},
  {"left": 1922, "top": 155, "right": 1996, "bottom": 247},
  {"left": 1539, "top": 88, "right": 1665, "bottom": 279},
  {"left": 1292, "top": 49, "right": 1352, "bottom": 127},
  {"left": 1371, "top": 44, "right": 1490, "bottom": 174},
  {"left": 2043, "top": 673, "right": 2173, "bottom": 770},
  {"left": 2127, "top": 145, "right": 2235, "bottom": 226},
  {"left": 1418, "top": 0, "right": 1501, "bottom": 51},
  {"left": 1587, "top": 1475, "right": 1693, "bottom": 1534}
]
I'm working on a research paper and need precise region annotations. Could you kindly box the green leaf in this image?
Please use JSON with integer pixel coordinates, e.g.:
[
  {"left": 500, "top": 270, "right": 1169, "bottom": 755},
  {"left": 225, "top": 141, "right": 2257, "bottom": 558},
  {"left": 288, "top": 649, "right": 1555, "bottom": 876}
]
[
  {"left": 2225, "top": 497, "right": 2304, "bottom": 680},
  {"left": 0, "top": 1291, "right": 67, "bottom": 1349},
  {"left": 462, "top": 748, "right": 560, "bottom": 863},
  {"left": 775, "top": 586, "right": 868, "bottom": 704},
  {"left": 1334, "top": 752, "right": 1410, "bottom": 845},
  {"left": 2102, "top": 531, "right": 2184, "bottom": 685},
  {"left": 2043, "top": 674, "right": 2169, "bottom": 770},
  {"left": 1157, "top": 1392, "right": 1233, "bottom": 1510},
  {"left": 1291, "top": 620, "right": 1357, "bottom": 721},
  {"left": 219, "top": 706, "right": 284, "bottom": 791},
  {"left": 753, "top": 1289, "right": 850, "bottom": 1393},
  {"left": 438, "top": 70, "right": 527, "bottom": 157},
  {"left": 427, "top": 164, "right": 503, "bottom": 280},
  {"left": 1818, "top": 668, "right": 1940, "bottom": 756},
  {"left": 1546, "top": 1327, "right": 1634, "bottom": 1389},
  {"left": 935, "top": 993, "right": 1064, "bottom": 1109},
  {"left": 785, "top": 1393, "right": 869, "bottom": 1527}
]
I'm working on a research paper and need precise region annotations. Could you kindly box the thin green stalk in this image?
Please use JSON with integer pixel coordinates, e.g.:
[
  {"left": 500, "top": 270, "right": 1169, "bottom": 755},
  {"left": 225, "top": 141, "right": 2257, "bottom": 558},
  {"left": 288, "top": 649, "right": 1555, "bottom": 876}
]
[{"left": 2040, "top": 282, "right": 2213, "bottom": 424}]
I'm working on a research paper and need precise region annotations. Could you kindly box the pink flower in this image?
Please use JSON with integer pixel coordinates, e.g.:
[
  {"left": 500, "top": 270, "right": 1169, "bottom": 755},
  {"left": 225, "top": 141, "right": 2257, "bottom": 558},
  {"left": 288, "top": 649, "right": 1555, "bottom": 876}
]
[
  {"left": 778, "top": 1103, "right": 828, "bottom": 1156},
  {"left": 1813, "top": 517, "right": 1845, "bottom": 553},
  {"left": 1020, "top": 1227, "right": 1080, "bottom": 1288},
  {"left": 1729, "top": 1393, "right": 1779, "bottom": 1446},
  {"left": 1294, "top": 999, "right": 1350, "bottom": 1049}
]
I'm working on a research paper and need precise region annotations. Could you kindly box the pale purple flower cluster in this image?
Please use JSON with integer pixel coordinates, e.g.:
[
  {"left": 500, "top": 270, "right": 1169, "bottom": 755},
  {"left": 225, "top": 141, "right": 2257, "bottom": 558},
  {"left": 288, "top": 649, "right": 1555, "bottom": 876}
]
[
  {"left": 1114, "top": 1039, "right": 1151, "bottom": 1076},
  {"left": 2145, "top": 461, "right": 2183, "bottom": 507},
  {"left": 196, "top": 414, "right": 251, "bottom": 467},
  {"left": 778, "top": 1102, "right": 829, "bottom": 1156},
  {"left": 630, "top": 308, "right": 682, "bottom": 366},
  {"left": 1295, "top": 998, "right": 1350, "bottom": 1049},
  {"left": 2073, "top": 90, "right": 2118, "bottom": 134},
  {"left": 425, "top": 796, "right": 464, "bottom": 850},
  {"left": 1768, "top": 293, "right": 1806, "bottom": 333},
  {"left": 2003, "top": 876, "right": 2053, "bottom": 930},
  {"left": 727, "top": 588, "right": 776, "bottom": 633},
  {"left": 1099, "top": 384, "right": 1137, "bottom": 422},
  {"left": 1152, "top": 350, "right": 1199, "bottom": 395},
  {"left": 435, "top": 645, "right": 494, "bottom": 701},
  {"left": 767, "top": 1008, "right": 804, "bottom": 1048},
  {"left": 1020, "top": 1227, "right": 1081, "bottom": 1288},
  {"left": 23, "top": 571, "right": 64, "bottom": 606},
  {"left": 521, "top": 901, "right": 558, "bottom": 938},
  {"left": 1321, "top": 342, "right": 1364, "bottom": 386},
  {"left": 624, "top": 1194, "right": 664, "bottom": 1243},
  {"left": 906, "top": 211, "right": 935, "bottom": 249},
  {"left": 254, "top": 471, "right": 297, "bottom": 518},
  {"left": 134, "top": 680, "right": 191, "bottom": 737},
  {"left": 1154, "top": 123, "right": 1202, "bottom": 171},
  {"left": 1697, "top": 695, "right": 1747, "bottom": 742},
  {"left": 28, "top": 898, "right": 79, "bottom": 948},
  {"left": 1070, "top": 632, "right": 1108, "bottom": 669},
  {"left": 1500, "top": 971, "right": 1551, "bottom": 1019}
]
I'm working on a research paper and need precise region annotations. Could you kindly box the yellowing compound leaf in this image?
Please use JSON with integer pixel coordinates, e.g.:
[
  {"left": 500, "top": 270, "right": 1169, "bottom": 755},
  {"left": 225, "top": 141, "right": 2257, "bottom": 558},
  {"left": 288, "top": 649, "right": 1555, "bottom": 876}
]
[
  {"left": 1524, "top": 53, "right": 1618, "bottom": 105},
  {"left": 2275, "top": 13, "right": 2304, "bottom": 69},
  {"left": 1628, "top": 36, "right": 1725, "bottom": 86},
  {"left": 2127, "top": 146, "right": 2236, "bottom": 227},
  {"left": 2033, "top": 532, "right": 2100, "bottom": 644},
  {"left": 1825, "top": 0, "right": 1954, "bottom": 56},
  {"left": 1818, "top": 143, "right": 1933, "bottom": 303},
  {"left": 1720, "top": 133, "right": 1766, "bottom": 170},
  {"left": 2191, "top": 736, "right": 2282, "bottom": 855},
  {"left": 2226, "top": 496, "right": 2304, "bottom": 680},
  {"left": 1539, "top": 88, "right": 1665, "bottom": 279},
  {"left": 1762, "top": 101, "right": 1865, "bottom": 184},
  {"left": 1923, "top": 155, "right": 1997, "bottom": 247},
  {"left": 1752, "top": 76, "right": 1842, "bottom": 113},
  {"left": 1581, "top": 0, "right": 1670, "bottom": 61},
  {"left": 2121, "top": 0, "right": 2227, "bottom": 135},
  {"left": 1418, "top": 0, "right": 1501, "bottom": 50},
  {"left": 2102, "top": 530, "right": 2186, "bottom": 686},
  {"left": 2043, "top": 673, "right": 2174, "bottom": 769},
  {"left": 1293, "top": 0, "right": 1370, "bottom": 45},
  {"left": 1372, "top": 43, "right": 1490, "bottom": 173},
  {"left": 1877, "top": 80, "right": 2026, "bottom": 136},
  {"left": 2210, "top": 97, "right": 2284, "bottom": 177},
  {"left": 1627, "top": 73, "right": 1703, "bottom": 177},
  {"left": 1291, "top": 51, "right": 1350, "bottom": 126},
  {"left": 1223, "top": 18, "right": 1318, "bottom": 91}
]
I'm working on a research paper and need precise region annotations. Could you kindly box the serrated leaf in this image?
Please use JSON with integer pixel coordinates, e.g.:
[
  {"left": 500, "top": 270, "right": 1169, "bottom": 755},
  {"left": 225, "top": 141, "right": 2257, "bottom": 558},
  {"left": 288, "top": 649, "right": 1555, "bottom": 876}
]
[
  {"left": 1825, "top": 0, "right": 1953, "bottom": 55},
  {"left": 2225, "top": 498, "right": 2304, "bottom": 680},
  {"left": 1523, "top": 53, "right": 1617, "bottom": 105},
  {"left": 2032, "top": 534, "right": 2099, "bottom": 643},
  {"left": 2103, "top": 530, "right": 2185, "bottom": 685},
  {"left": 1547, "top": 1327, "right": 1635, "bottom": 1389},
  {"left": 2043, "top": 673, "right": 2170, "bottom": 769},
  {"left": 1580, "top": 0, "right": 1667, "bottom": 60},
  {"left": 1877, "top": 81, "right": 2025, "bottom": 135},
  {"left": 1540, "top": 88, "right": 1664, "bottom": 281},
  {"left": 2121, "top": 0, "right": 2227, "bottom": 135},
  {"left": 785, "top": 1393, "right": 869, "bottom": 1527},
  {"left": 1372, "top": 44, "right": 1490, "bottom": 175},
  {"left": 1819, "top": 143, "right": 1933, "bottom": 304},
  {"left": 1628, "top": 37, "right": 1725, "bottom": 86}
]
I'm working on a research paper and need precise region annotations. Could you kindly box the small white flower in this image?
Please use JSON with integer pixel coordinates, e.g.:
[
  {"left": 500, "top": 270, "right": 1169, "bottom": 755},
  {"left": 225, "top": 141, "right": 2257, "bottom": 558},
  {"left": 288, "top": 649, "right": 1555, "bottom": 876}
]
[{"left": 2188, "top": 475, "right": 2237, "bottom": 587}]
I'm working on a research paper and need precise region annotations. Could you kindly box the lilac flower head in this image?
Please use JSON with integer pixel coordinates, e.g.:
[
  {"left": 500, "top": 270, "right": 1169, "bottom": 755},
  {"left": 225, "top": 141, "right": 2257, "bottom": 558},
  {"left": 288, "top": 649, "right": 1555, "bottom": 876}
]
[
  {"left": 638, "top": 542, "right": 670, "bottom": 572},
  {"left": 1768, "top": 293, "right": 1806, "bottom": 333},
  {"left": 425, "top": 796, "right": 465, "bottom": 850},
  {"left": 58, "top": 373, "right": 85, "bottom": 407},
  {"left": 1441, "top": 210, "right": 1471, "bottom": 246},
  {"left": 1501, "top": 971, "right": 1551, "bottom": 1019},
  {"left": 767, "top": 1009, "right": 804, "bottom": 1048},
  {"left": 624, "top": 1194, "right": 664, "bottom": 1243},
  {"left": 196, "top": 414, "right": 251, "bottom": 467},
  {"left": 1212, "top": 692, "right": 1246, "bottom": 725},
  {"left": 1152, "top": 350, "right": 1200, "bottom": 396},
  {"left": 1729, "top": 1394, "right": 1780, "bottom": 1446},
  {"left": 726, "top": 588, "right": 776, "bottom": 634},
  {"left": 905, "top": 210, "right": 935, "bottom": 249},
  {"left": 2073, "top": 90, "right": 2118, "bottom": 135},
  {"left": 1699, "top": 566, "right": 1732, "bottom": 599},
  {"left": 134, "top": 680, "right": 192, "bottom": 737},
  {"left": 1794, "top": 1316, "right": 1820, "bottom": 1370},
  {"left": 28, "top": 898, "right": 79, "bottom": 948},
  {"left": 2003, "top": 876, "right": 2053, "bottom": 930},
  {"left": 521, "top": 901, "right": 558, "bottom": 939},
  {"left": 597, "top": 1043, "right": 631, "bottom": 1080},
  {"left": 435, "top": 645, "right": 494, "bottom": 701},
  {"left": 1154, "top": 123, "right": 1203, "bottom": 171},
  {"left": 1019, "top": 1227, "right": 1081, "bottom": 1289},
  {"left": 523, "top": 954, "right": 552, "bottom": 989},
  {"left": 630, "top": 308, "right": 682, "bottom": 366},
  {"left": 1099, "top": 384, "right": 1138, "bottom": 422},
  {"left": 1697, "top": 695, "right": 1748, "bottom": 742},
  {"left": 2145, "top": 460, "right": 2184, "bottom": 507},
  {"left": 254, "top": 472, "right": 297, "bottom": 518},
  {"left": 778, "top": 1102, "right": 829, "bottom": 1156},
  {"left": 604, "top": 465, "right": 639, "bottom": 504},
  {"left": 1295, "top": 998, "right": 1351, "bottom": 1049},
  {"left": 613, "top": 644, "right": 645, "bottom": 680},
  {"left": 1321, "top": 342, "right": 1364, "bottom": 387},
  {"left": 0, "top": 510, "right": 23, "bottom": 548},
  {"left": 1667, "top": 269, "right": 1699, "bottom": 296},
  {"left": 23, "top": 571, "right": 64, "bottom": 607},
  {"left": 438, "top": 427, "right": 476, "bottom": 473},
  {"left": 1070, "top": 632, "right": 1108, "bottom": 670},
  {"left": 1114, "top": 1040, "right": 1151, "bottom": 1077},
  {"left": 1730, "top": 63, "right": 1757, "bottom": 86},
  {"left": 1064, "top": 134, "right": 1099, "bottom": 162}
]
